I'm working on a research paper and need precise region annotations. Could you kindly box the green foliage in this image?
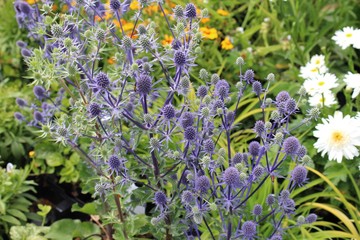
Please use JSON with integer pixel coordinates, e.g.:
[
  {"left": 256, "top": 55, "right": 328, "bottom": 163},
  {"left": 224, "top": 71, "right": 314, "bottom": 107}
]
[
  {"left": 0, "top": 80, "right": 34, "bottom": 165},
  {"left": 10, "top": 224, "right": 50, "bottom": 240},
  {"left": 0, "top": 164, "right": 36, "bottom": 234}
]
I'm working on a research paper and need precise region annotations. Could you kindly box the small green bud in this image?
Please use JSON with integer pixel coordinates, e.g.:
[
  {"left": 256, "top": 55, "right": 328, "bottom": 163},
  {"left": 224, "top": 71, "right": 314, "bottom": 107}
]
[
  {"left": 236, "top": 57, "right": 245, "bottom": 66},
  {"left": 64, "top": 38, "right": 73, "bottom": 49},
  {"left": 131, "top": 63, "right": 139, "bottom": 71},
  {"left": 267, "top": 73, "right": 275, "bottom": 81},
  {"left": 216, "top": 108, "right": 223, "bottom": 115},
  {"left": 274, "top": 132, "right": 284, "bottom": 143},
  {"left": 44, "top": 16, "right": 53, "bottom": 26},
  {"left": 239, "top": 172, "right": 247, "bottom": 181},
  {"left": 51, "top": 24, "right": 63, "bottom": 38},
  {"left": 265, "top": 98, "right": 272, "bottom": 105},
  {"left": 209, "top": 202, "right": 217, "bottom": 211},
  {"left": 218, "top": 148, "right": 226, "bottom": 157},
  {"left": 236, "top": 81, "right": 244, "bottom": 90},
  {"left": 201, "top": 107, "right": 210, "bottom": 117},
  {"left": 203, "top": 95, "right": 211, "bottom": 105},
  {"left": 95, "top": 29, "right": 106, "bottom": 41},
  {"left": 265, "top": 121, "right": 272, "bottom": 130},
  {"left": 201, "top": 8, "right": 209, "bottom": 18},
  {"left": 298, "top": 86, "right": 307, "bottom": 96},
  {"left": 270, "top": 110, "right": 280, "bottom": 120},
  {"left": 122, "top": 36, "right": 132, "bottom": 50},
  {"left": 84, "top": 30, "right": 92, "bottom": 39},
  {"left": 194, "top": 46, "right": 202, "bottom": 54},
  {"left": 211, "top": 73, "right": 220, "bottom": 85},
  {"left": 180, "top": 76, "right": 190, "bottom": 89},
  {"left": 199, "top": 69, "right": 209, "bottom": 80},
  {"left": 144, "top": 113, "right": 153, "bottom": 124}
]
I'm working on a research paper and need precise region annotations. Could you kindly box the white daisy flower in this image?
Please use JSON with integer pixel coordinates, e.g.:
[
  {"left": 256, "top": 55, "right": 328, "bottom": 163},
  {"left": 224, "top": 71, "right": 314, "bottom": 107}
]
[
  {"left": 303, "top": 73, "right": 338, "bottom": 96},
  {"left": 310, "top": 54, "right": 326, "bottom": 68},
  {"left": 300, "top": 62, "right": 328, "bottom": 79},
  {"left": 332, "top": 26, "right": 359, "bottom": 49},
  {"left": 353, "top": 29, "right": 360, "bottom": 49},
  {"left": 343, "top": 72, "right": 360, "bottom": 98},
  {"left": 308, "top": 91, "right": 337, "bottom": 107},
  {"left": 314, "top": 111, "right": 360, "bottom": 163}
]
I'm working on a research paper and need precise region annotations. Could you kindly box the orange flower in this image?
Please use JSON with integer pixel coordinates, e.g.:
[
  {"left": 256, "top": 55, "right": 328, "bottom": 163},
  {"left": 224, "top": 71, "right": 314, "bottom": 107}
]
[
  {"left": 161, "top": 35, "right": 174, "bottom": 46},
  {"left": 201, "top": 18, "right": 210, "bottom": 24},
  {"left": 144, "top": 5, "right": 158, "bottom": 15},
  {"left": 107, "top": 57, "right": 115, "bottom": 65},
  {"left": 221, "top": 37, "right": 234, "bottom": 50},
  {"left": 199, "top": 27, "right": 218, "bottom": 40},
  {"left": 217, "top": 9, "right": 229, "bottom": 16},
  {"left": 130, "top": 0, "right": 140, "bottom": 10}
]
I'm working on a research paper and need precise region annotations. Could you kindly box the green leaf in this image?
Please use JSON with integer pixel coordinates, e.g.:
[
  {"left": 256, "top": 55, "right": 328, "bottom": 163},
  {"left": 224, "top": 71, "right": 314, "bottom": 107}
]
[
  {"left": 7, "top": 208, "right": 27, "bottom": 221},
  {"left": 0, "top": 215, "right": 21, "bottom": 225},
  {"left": 71, "top": 202, "right": 97, "bottom": 215},
  {"left": 45, "top": 219, "right": 76, "bottom": 240},
  {"left": 45, "top": 152, "right": 65, "bottom": 167},
  {"left": 37, "top": 204, "right": 51, "bottom": 217}
]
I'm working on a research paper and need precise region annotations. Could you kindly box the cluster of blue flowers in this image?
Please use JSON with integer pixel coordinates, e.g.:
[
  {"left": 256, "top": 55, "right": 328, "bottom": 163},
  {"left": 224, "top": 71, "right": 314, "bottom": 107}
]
[{"left": 15, "top": 0, "right": 318, "bottom": 238}]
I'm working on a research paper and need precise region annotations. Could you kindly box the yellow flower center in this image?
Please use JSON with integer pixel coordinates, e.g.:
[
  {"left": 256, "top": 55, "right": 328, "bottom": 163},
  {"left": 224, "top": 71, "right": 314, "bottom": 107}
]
[
  {"left": 311, "top": 68, "right": 318, "bottom": 72},
  {"left": 315, "top": 60, "right": 320, "bottom": 65},
  {"left": 331, "top": 131, "right": 347, "bottom": 146},
  {"left": 346, "top": 33, "right": 352, "bottom": 38},
  {"left": 318, "top": 81, "right": 325, "bottom": 86}
]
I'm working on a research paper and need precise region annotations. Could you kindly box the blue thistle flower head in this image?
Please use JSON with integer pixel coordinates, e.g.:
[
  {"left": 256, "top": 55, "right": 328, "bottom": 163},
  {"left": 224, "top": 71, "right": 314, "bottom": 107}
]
[
  {"left": 252, "top": 204, "right": 262, "bottom": 216},
  {"left": 285, "top": 98, "right": 297, "bottom": 113},
  {"left": 223, "top": 167, "right": 241, "bottom": 187},
  {"left": 154, "top": 191, "right": 167, "bottom": 207},
  {"left": 244, "top": 69, "right": 255, "bottom": 84},
  {"left": 291, "top": 165, "right": 308, "bottom": 187},
  {"left": 16, "top": 40, "right": 27, "bottom": 48},
  {"left": 174, "top": 50, "right": 186, "bottom": 67},
  {"left": 252, "top": 81, "right": 262, "bottom": 96},
  {"left": 248, "top": 141, "right": 261, "bottom": 157},
  {"left": 240, "top": 221, "right": 257, "bottom": 239},
  {"left": 108, "top": 155, "right": 121, "bottom": 174},
  {"left": 297, "top": 146, "right": 307, "bottom": 158},
  {"left": 14, "top": 112, "right": 25, "bottom": 121},
  {"left": 252, "top": 165, "right": 264, "bottom": 179},
  {"left": 283, "top": 136, "right": 300, "bottom": 155},
  {"left": 181, "top": 112, "right": 194, "bottom": 129},
  {"left": 16, "top": 98, "right": 27, "bottom": 107},
  {"left": 184, "top": 126, "right": 196, "bottom": 141},
  {"left": 276, "top": 91, "right": 290, "bottom": 103},
  {"left": 215, "top": 80, "right": 230, "bottom": 99},
  {"left": 95, "top": 72, "right": 110, "bottom": 89},
  {"left": 266, "top": 194, "right": 275, "bottom": 206},
  {"left": 181, "top": 190, "right": 194, "bottom": 205},
  {"left": 21, "top": 48, "right": 32, "bottom": 57},
  {"left": 185, "top": 3, "right": 197, "bottom": 19},
  {"left": 136, "top": 74, "right": 152, "bottom": 95},
  {"left": 232, "top": 153, "right": 243, "bottom": 165},
  {"left": 203, "top": 138, "right": 215, "bottom": 154},
  {"left": 197, "top": 85, "right": 208, "bottom": 98},
  {"left": 33, "top": 111, "right": 44, "bottom": 123},
  {"left": 305, "top": 213, "right": 317, "bottom": 223},
  {"left": 33, "top": 85, "right": 47, "bottom": 100},
  {"left": 171, "top": 39, "right": 182, "bottom": 50},
  {"left": 110, "top": 0, "right": 121, "bottom": 11},
  {"left": 163, "top": 104, "right": 175, "bottom": 120},
  {"left": 254, "top": 120, "right": 265, "bottom": 136},
  {"left": 89, "top": 103, "right": 101, "bottom": 117},
  {"left": 195, "top": 175, "right": 210, "bottom": 193}
]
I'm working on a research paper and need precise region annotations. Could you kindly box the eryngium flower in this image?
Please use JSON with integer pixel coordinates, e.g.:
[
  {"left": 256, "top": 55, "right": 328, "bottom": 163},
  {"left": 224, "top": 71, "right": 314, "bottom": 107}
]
[
  {"left": 252, "top": 165, "right": 264, "bottom": 179},
  {"left": 223, "top": 167, "right": 240, "bottom": 187},
  {"left": 181, "top": 112, "right": 194, "bottom": 128},
  {"left": 110, "top": 0, "right": 121, "bottom": 11},
  {"left": 16, "top": 98, "right": 27, "bottom": 107},
  {"left": 185, "top": 3, "right": 196, "bottom": 18},
  {"left": 215, "top": 80, "right": 230, "bottom": 99},
  {"left": 96, "top": 72, "right": 110, "bottom": 89},
  {"left": 254, "top": 120, "right": 265, "bottom": 136},
  {"left": 174, "top": 50, "right": 186, "bottom": 67},
  {"left": 14, "top": 112, "right": 25, "bottom": 121},
  {"left": 266, "top": 194, "right": 275, "bottom": 205},
  {"left": 252, "top": 204, "right": 262, "bottom": 216},
  {"left": 154, "top": 191, "right": 167, "bottom": 206},
  {"left": 108, "top": 155, "right": 121, "bottom": 173},
  {"left": 275, "top": 91, "right": 290, "bottom": 103},
  {"left": 33, "top": 111, "right": 44, "bottom": 123},
  {"left": 16, "top": 1, "right": 32, "bottom": 15},
  {"left": 297, "top": 145, "right": 307, "bottom": 158},
  {"left": 291, "top": 165, "right": 308, "bottom": 186},
  {"left": 184, "top": 126, "right": 196, "bottom": 141},
  {"left": 136, "top": 74, "right": 152, "bottom": 95},
  {"left": 252, "top": 81, "right": 262, "bottom": 96},
  {"left": 181, "top": 190, "right": 194, "bottom": 205},
  {"left": 314, "top": 111, "right": 360, "bottom": 163},
  {"left": 163, "top": 104, "right": 175, "bottom": 120},
  {"left": 305, "top": 213, "right": 317, "bottom": 223},
  {"left": 244, "top": 69, "right": 255, "bottom": 84},
  {"left": 232, "top": 153, "right": 243, "bottom": 165},
  {"left": 21, "top": 48, "right": 32, "bottom": 57},
  {"left": 203, "top": 139, "right": 215, "bottom": 153},
  {"left": 171, "top": 39, "right": 181, "bottom": 50},
  {"left": 197, "top": 85, "right": 208, "bottom": 98},
  {"left": 195, "top": 175, "right": 210, "bottom": 193},
  {"left": 285, "top": 98, "right": 297, "bottom": 113},
  {"left": 248, "top": 141, "right": 261, "bottom": 157},
  {"left": 241, "top": 221, "right": 257, "bottom": 239},
  {"left": 89, "top": 103, "right": 101, "bottom": 117},
  {"left": 283, "top": 136, "right": 300, "bottom": 155},
  {"left": 16, "top": 40, "right": 27, "bottom": 48},
  {"left": 33, "top": 85, "right": 47, "bottom": 100}
]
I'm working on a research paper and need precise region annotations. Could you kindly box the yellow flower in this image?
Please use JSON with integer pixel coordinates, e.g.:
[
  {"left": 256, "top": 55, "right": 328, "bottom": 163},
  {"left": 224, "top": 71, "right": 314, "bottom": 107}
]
[
  {"left": 26, "top": 0, "right": 36, "bottom": 4},
  {"left": 162, "top": 35, "right": 174, "bottom": 46},
  {"left": 29, "top": 151, "right": 36, "bottom": 158},
  {"left": 221, "top": 37, "right": 234, "bottom": 50},
  {"left": 201, "top": 18, "right": 210, "bottom": 24},
  {"left": 144, "top": 5, "right": 158, "bottom": 15},
  {"left": 130, "top": 0, "right": 140, "bottom": 10},
  {"left": 217, "top": 9, "right": 229, "bottom": 16},
  {"left": 199, "top": 27, "right": 218, "bottom": 40}
]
